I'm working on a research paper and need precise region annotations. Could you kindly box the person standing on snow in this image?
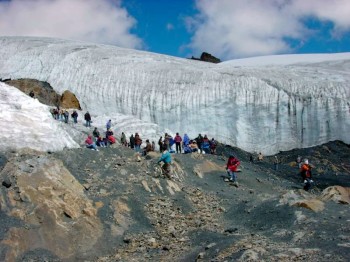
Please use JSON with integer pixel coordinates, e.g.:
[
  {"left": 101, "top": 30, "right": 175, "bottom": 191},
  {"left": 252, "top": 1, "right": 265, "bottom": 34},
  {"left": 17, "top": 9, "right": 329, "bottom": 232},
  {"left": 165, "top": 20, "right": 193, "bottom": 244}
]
[
  {"left": 84, "top": 111, "right": 92, "bottom": 127},
  {"left": 106, "top": 119, "right": 112, "bottom": 130},
  {"left": 226, "top": 154, "right": 240, "bottom": 185},
  {"left": 71, "top": 110, "right": 78, "bottom": 124}
]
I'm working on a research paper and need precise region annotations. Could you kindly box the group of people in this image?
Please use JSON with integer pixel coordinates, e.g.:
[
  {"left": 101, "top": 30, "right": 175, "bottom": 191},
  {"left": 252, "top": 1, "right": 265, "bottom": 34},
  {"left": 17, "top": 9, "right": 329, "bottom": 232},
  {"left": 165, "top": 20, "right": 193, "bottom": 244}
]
[
  {"left": 50, "top": 106, "right": 315, "bottom": 188},
  {"left": 50, "top": 107, "right": 83, "bottom": 125},
  {"left": 157, "top": 133, "right": 217, "bottom": 155},
  {"left": 85, "top": 120, "right": 116, "bottom": 151}
]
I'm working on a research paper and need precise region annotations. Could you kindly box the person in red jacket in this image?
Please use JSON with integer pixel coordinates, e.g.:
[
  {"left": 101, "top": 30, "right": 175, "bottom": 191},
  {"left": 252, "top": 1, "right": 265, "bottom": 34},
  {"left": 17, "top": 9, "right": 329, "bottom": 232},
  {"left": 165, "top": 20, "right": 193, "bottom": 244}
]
[
  {"left": 226, "top": 154, "right": 240, "bottom": 183},
  {"left": 85, "top": 135, "right": 98, "bottom": 151},
  {"left": 300, "top": 159, "right": 314, "bottom": 191},
  {"left": 174, "top": 133, "right": 182, "bottom": 153}
]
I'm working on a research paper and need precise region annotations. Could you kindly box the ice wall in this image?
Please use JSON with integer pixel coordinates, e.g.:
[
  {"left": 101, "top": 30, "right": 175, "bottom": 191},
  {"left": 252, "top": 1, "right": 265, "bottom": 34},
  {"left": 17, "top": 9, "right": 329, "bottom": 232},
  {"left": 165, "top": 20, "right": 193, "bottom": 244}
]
[{"left": 0, "top": 36, "right": 349, "bottom": 155}]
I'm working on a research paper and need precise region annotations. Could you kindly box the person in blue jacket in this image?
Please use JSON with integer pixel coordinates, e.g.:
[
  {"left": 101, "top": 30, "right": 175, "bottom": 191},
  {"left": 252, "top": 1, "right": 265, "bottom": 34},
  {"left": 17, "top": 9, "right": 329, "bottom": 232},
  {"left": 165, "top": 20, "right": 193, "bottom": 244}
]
[
  {"left": 157, "top": 145, "right": 172, "bottom": 179},
  {"left": 183, "top": 133, "right": 190, "bottom": 146}
]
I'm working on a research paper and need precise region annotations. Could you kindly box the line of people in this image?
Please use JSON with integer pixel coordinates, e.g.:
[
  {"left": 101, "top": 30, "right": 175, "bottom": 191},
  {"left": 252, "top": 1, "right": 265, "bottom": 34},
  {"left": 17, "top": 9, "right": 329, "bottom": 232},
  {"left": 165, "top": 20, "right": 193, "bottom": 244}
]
[{"left": 157, "top": 133, "right": 217, "bottom": 155}]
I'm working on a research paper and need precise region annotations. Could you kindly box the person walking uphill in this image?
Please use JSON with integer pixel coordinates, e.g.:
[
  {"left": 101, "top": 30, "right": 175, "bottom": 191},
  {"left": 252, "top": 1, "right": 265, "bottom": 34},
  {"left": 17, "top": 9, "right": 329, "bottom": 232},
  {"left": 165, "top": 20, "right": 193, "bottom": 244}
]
[
  {"left": 106, "top": 119, "right": 112, "bottom": 130},
  {"left": 174, "top": 133, "right": 182, "bottom": 153},
  {"left": 157, "top": 146, "right": 172, "bottom": 179},
  {"left": 226, "top": 155, "right": 240, "bottom": 185},
  {"left": 300, "top": 159, "right": 314, "bottom": 191}
]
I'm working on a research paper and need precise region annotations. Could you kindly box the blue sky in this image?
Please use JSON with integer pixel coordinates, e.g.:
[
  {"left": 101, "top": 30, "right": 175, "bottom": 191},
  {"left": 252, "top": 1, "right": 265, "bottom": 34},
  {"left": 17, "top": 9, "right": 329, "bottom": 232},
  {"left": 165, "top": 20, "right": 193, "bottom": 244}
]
[{"left": 0, "top": 0, "right": 349, "bottom": 61}]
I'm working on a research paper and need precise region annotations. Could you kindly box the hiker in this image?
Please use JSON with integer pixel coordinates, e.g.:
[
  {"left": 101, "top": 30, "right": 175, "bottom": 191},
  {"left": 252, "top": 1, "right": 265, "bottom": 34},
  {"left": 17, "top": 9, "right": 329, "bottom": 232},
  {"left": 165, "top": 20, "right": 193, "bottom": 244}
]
[
  {"left": 71, "top": 110, "right": 78, "bottom": 124},
  {"left": 53, "top": 108, "right": 59, "bottom": 120},
  {"left": 195, "top": 134, "right": 204, "bottom": 154},
  {"left": 183, "top": 143, "right": 192, "bottom": 154},
  {"left": 157, "top": 145, "right": 172, "bottom": 179},
  {"left": 134, "top": 133, "right": 142, "bottom": 152},
  {"left": 202, "top": 135, "right": 210, "bottom": 154},
  {"left": 164, "top": 133, "right": 170, "bottom": 151},
  {"left": 142, "top": 139, "right": 152, "bottom": 156},
  {"left": 158, "top": 136, "right": 163, "bottom": 152},
  {"left": 189, "top": 140, "right": 198, "bottom": 152},
  {"left": 274, "top": 156, "right": 280, "bottom": 171},
  {"left": 296, "top": 155, "right": 302, "bottom": 168},
  {"left": 106, "top": 119, "right": 112, "bottom": 130},
  {"left": 226, "top": 155, "right": 240, "bottom": 184},
  {"left": 85, "top": 135, "right": 98, "bottom": 151},
  {"left": 93, "top": 127, "right": 100, "bottom": 139},
  {"left": 174, "top": 133, "right": 182, "bottom": 153},
  {"left": 258, "top": 152, "right": 263, "bottom": 161},
  {"left": 183, "top": 133, "right": 190, "bottom": 146},
  {"left": 249, "top": 154, "right": 254, "bottom": 163},
  {"left": 120, "top": 132, "right": 127, "bottom": 146},
  {"left": 59, "top": 109, "right": 65, "bottom": 121},
  {"left": 168, "top": 135, "right": 175, "bottom": 153},
  {"left": 96, "top": 135, "right": 106, "bottom": 147},
  {"left": 64, "top": 110, "right": 69, "bottom": 123},
  {"left": 84, "top": 111, "right": 91, "bottom": 127},
  {"left": 300, "top": 159, "right": 314, "bottom": 191},
  {"left": 151, "top": 141, "right": 156, "bottom": 151},
  {"left": 50, "top": 108, "right": 55, "bottom": 118},
  {"left": 129, "top": 134, "right": 135, "bottom": 149},
  {"left": 106, "top": 129, "right": 116, "bottom": 145},
  {"left": 210, "top": 138, "right": 217, "bottom": 154}
]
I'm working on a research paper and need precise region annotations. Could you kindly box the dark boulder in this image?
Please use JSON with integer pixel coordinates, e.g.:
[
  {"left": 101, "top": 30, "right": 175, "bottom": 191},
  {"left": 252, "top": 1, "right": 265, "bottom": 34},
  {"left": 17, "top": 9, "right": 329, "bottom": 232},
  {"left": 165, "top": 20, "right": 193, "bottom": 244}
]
[{"left": 189, "top": 52, "right": 221, "bottom": 64}]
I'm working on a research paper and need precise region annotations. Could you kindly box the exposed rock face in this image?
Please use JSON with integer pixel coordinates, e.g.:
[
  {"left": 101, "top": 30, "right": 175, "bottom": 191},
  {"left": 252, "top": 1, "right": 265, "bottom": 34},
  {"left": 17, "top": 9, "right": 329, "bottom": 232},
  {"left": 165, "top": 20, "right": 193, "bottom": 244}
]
[
  {"left": 200, "top": 52, "right": 221, "bottom": 63},
  {"left": 189, "top": 52, "right": 221, "bottom": 63},
  {"left": 1, "top": 78, "right": 81, "bottom": 109},
  {"left": 2, "top": 79, "right": 60, "bottom": 106},
  {"left": 60, "top": 90, "right": 81, "bottom": 110},
  {"left": 0, "top": 150, "right": 102, "bottom": 261},
  {"left": 321, "top": 186, "right": 350, "bottom": 204}
]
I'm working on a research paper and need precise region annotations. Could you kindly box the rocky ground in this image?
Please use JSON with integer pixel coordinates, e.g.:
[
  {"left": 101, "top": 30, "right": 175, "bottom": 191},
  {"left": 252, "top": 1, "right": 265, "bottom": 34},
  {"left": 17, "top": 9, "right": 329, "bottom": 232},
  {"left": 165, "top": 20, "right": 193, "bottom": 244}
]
[{"left": 0, "top": 139, "right": 349, "bottom": 262}]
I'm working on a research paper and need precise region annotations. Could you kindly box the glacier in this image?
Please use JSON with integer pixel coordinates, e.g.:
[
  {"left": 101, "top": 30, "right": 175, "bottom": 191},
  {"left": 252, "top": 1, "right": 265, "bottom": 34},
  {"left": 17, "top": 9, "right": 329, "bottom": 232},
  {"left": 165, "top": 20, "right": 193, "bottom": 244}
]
[{"left": 0, "top": 36, "right": 349, "bottom": 155}]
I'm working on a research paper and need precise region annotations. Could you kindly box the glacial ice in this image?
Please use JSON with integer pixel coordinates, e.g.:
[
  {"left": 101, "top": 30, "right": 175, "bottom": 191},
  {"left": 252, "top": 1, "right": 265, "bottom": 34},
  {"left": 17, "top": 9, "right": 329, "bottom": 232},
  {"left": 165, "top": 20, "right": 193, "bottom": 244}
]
[{"left": 0, "top": 36, "right": 349, "bottom": 155}]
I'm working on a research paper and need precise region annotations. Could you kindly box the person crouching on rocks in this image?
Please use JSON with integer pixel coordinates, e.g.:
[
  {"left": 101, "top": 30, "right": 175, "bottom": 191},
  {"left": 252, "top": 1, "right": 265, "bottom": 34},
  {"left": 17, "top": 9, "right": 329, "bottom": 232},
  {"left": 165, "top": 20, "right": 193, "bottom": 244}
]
[
  {"left": 142, "top": 139, "right": 152, "bottom": 156},
  {"left": 300, "top": 159, "right": 314, "bottom": 191},
  {"left": 85, "top": 135, "right": 99, "bottom": 151},
  {"left": 157, "top": 145, "right": 172, "bottom": 179},
  {"left": 226, "top": 155, "right": 240, "bottom": 185}
]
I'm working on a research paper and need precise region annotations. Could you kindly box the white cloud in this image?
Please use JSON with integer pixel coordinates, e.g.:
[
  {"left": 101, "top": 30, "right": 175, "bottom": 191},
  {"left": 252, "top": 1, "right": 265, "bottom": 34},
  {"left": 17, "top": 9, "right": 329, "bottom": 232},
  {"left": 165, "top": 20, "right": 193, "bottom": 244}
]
[
  {"left": 188, "top": 0, "right": 350, "bottom": 60},
  {"left": 0, "top": 0, "right": 142, "bottom": 49}
]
